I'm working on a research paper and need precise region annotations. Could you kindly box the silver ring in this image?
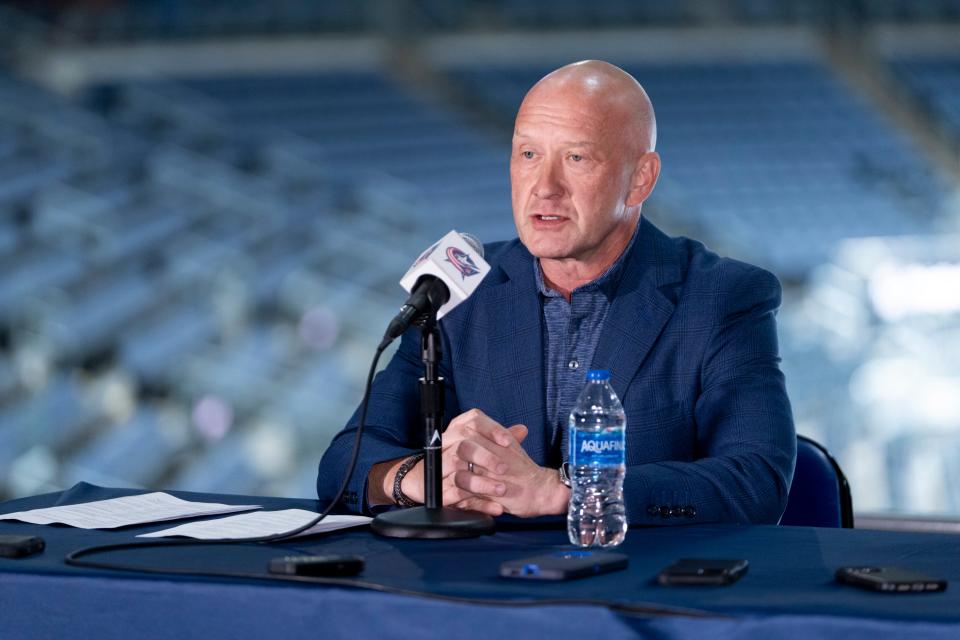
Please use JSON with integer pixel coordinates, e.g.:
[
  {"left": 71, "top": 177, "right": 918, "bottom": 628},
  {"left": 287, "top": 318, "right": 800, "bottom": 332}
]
[{"left": 467, "top": 462, "right": 475, "bottom": 474}]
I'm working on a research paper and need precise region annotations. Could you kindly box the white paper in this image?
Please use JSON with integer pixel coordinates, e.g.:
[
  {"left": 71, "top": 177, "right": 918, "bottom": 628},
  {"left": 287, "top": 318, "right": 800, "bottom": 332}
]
[
  {"left": 137, "top": 508, "right": 371, "bottom": 540},
  {"left": 0, "top": 492, "right": 261, "bottom": 529}
]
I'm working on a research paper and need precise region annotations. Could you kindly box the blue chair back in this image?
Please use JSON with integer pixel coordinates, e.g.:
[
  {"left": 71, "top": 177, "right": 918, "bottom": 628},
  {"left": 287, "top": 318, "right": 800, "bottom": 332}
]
[{"left": 780, "top": 435, "right": 854, "bottom": 528}]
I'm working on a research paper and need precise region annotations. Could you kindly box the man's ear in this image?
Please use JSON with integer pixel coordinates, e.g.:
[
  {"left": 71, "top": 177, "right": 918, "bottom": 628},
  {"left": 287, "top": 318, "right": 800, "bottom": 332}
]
[{"left": 625, "top": 151, "right": 660, "bottom": 207}]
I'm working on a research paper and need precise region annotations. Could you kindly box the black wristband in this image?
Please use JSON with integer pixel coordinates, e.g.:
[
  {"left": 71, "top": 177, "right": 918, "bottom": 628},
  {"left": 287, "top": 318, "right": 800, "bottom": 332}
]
[{"left": 392, "top": 453, "right": 424, "bottom": 508}]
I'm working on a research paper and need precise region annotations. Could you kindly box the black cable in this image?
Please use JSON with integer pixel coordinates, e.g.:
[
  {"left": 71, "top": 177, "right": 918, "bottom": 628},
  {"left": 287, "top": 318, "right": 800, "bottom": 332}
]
[
  {"left": 65, "top": 342, "right": 386, "bottom": 562},
  {"left": 61, "top": 339, "right": 726, "bottom": 621},
  {"left": 64, "top": 537, "right": 724, "bottom": 620}
]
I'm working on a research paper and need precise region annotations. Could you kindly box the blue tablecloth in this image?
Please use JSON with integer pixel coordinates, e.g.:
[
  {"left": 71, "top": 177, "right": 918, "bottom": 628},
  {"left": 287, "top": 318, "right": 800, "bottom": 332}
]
[{"left": 2, "top": 483, "right": 959, "bottom": 639}]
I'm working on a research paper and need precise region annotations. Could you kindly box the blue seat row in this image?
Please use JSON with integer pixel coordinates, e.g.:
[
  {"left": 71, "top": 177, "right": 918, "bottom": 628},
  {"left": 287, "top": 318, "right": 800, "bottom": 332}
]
[
  {"left": 889, "top": 56, "right": 960, "bottom": 141},
  {"left": 449, "top": 59, "right": 950, "bottom": 280}
]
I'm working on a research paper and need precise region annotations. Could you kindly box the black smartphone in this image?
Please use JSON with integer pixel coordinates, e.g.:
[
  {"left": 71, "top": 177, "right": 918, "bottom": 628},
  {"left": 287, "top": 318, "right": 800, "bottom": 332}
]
[
  {"left": 499, "top": 550, "right": 628, "bottom": 581},
  {"left": 268, "top": 555, "right": 364, "bottom": 577},
  {"left": 0, "top": 534, "right": 45, "bottom": 558},
  {"left": 836, "top": 566, "right": 947, "bottom": 593},
  {"left": 658, "top": 558, "right": 749, "bottom": 585}
]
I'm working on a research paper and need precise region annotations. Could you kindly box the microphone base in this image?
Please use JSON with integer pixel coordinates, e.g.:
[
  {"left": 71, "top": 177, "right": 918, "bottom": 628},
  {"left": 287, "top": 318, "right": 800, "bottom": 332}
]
[{"left": 371, "top": 506, "right": 495, "bottom": 539}]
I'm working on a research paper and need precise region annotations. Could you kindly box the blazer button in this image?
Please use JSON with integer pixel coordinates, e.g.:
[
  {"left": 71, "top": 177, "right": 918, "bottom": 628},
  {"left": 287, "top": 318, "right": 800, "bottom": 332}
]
[
  {"left": 670, "top": 507, "right": 682, "bottom": 517},
  {"left": 647, "top": 505, "right": 659, "bottom": 517},
  {"left": 683, "top": 506, "right": 697, "bottom": 518},
  {"left": 659, "top": 506, "right": 671, "bottom": 518}
]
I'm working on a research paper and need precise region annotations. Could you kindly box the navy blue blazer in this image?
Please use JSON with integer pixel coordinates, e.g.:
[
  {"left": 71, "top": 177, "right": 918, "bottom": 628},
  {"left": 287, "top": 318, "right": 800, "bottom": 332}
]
[{"left": 317, "top": 217, "right": 796, "bottom": 524}]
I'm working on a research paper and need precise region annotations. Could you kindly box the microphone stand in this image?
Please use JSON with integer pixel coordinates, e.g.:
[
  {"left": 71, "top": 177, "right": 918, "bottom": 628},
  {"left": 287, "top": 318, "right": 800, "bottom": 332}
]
[{"left": 371, "top": 311, "right": 496, "bottom": 539}]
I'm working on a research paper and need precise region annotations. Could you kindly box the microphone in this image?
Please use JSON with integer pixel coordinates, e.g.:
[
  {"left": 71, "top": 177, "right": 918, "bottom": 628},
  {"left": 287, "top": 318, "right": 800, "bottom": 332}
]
[
  {"left": 382, "top": 231, "right": 489, "bottom": 345},
  {"left": 372, "top": 230, "right": 497, "bottom": 540}
]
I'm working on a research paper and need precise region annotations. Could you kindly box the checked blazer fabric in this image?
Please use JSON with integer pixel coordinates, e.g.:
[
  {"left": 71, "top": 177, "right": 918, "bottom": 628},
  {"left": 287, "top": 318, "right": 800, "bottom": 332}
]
[{"left": 317, "top": 217, "right": 796, "bottom": 524}]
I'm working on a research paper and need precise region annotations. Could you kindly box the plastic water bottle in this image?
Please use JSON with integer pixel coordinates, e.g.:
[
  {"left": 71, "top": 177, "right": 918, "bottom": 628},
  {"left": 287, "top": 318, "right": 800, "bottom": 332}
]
[{"left": 567, "top": 369, "right": 627, "bottom": 548}]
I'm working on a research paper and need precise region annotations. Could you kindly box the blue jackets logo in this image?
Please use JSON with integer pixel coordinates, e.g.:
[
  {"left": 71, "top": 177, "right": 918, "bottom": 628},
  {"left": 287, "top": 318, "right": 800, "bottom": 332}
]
[{"left": 445, "top": 246, "right": 481, "bottom": 279}]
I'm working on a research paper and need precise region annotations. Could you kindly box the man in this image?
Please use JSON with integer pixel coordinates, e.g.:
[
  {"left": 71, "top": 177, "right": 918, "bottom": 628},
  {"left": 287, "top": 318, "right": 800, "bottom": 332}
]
[{"left": 317, "top": 60, "right": 796, "bottom": 524}]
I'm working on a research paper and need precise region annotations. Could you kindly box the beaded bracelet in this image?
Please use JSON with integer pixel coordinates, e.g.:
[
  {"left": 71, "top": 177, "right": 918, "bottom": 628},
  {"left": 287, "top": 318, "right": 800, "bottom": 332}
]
[{"left": 392, "top": 453, "right": 425, "bottom": 507}]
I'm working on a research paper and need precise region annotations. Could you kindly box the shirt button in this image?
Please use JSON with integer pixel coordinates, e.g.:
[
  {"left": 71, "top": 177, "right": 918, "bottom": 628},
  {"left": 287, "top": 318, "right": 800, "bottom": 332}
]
[{"left": 568, "top": 359, "right": 580, "bottom": 370}]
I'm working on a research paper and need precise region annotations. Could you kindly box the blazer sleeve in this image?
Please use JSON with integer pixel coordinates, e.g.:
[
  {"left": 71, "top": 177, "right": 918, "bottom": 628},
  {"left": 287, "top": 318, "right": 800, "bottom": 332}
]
[
  {"left": 624, "top": 266, "right": 797, "bottom": 525},
  {"left": 316, "top": 325, "right": 461, "bottom": 514}
]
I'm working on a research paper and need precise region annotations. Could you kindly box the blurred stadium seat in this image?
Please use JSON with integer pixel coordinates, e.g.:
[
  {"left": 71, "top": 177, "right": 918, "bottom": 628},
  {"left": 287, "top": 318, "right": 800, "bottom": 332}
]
[
  {"left": 890, "top": 55, "right": 960, "bottom": 142},
  {"left": 450, "top": 59, "right": 951, "bottom": 280},
  {"left": 0, "top": 2, "right": 958, "bottom": 518}
]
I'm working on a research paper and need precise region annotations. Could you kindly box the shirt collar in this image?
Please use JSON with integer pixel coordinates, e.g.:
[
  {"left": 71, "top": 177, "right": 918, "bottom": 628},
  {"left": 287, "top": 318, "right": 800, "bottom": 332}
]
[{"left": 533, "top": 219, "right": 641, "bottom": 301}]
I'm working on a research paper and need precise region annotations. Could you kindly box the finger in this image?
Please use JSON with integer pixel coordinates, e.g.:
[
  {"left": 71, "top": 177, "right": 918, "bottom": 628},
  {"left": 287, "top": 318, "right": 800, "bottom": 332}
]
[
  {"left": 506, "top": 424, "right": 529, "bottom": 445},
  {"left": 454, "top": 496, "right": 504, "bottom": 517},
  {"left": 444, "top": 485, "right": 502, "bottom": 511},
  {"left": 445, "top": 408, "right": 490, "bottom": 436},
  {"left": 443, "top": 408, "right": 492, "bottom": 444},
  {"left": 438, "top": 441, "right": 470, "bottom": 475},
  {"left": 440, "top": 447, "right": 462, "bottom": 479},
  {"left": 441, "top": 474, "right": 475, "bottom": 506},
  {"left": 470, "top": 419, "right": 527, "bottom": 449},
  {"left": 439, "top": 425, "right": 470, "bottom": 450},
  {"left": 423, "top": 448, "right": 507, "bottom": 507},
  {"left": 450, "top": 457, "right": 480, "bottom": 475},
  {"left": 456, "top": 439, "right": 509, "bottom": 475},
  {"left": 449, "top": 409, "right": 515, "bottom": 448},
  {"left": 454, "top": 470, "right": 507, "bottom": 498},
  {"left": 468, "top": 417, "right": 515, "bottom": 448}
]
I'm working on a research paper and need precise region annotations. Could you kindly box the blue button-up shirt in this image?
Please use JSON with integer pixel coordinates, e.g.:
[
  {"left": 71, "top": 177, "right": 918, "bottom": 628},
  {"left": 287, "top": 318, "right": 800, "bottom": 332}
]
[{"left": 533, "top": 223, "right": 641, "bottom": 466}]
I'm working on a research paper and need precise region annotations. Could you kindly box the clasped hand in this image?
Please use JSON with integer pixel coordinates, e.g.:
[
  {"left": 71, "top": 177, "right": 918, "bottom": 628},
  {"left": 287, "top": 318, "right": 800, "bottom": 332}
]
[{"left": 401, "top": 409, "right": 568, "bottom": 517}]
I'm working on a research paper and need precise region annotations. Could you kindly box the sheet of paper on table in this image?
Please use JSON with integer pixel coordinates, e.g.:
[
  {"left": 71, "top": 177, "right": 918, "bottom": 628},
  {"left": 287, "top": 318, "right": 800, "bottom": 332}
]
[
  {"left": 137, "top": 508, "right": 371, "bottom": 540},
  {"left": 0, "top": 492, "right": 261, "bottom": 529}
]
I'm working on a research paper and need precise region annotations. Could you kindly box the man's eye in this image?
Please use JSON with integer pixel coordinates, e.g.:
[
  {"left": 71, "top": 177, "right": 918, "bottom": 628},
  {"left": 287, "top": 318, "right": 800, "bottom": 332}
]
[
  {"left": 521, "top": 150, "right": 535, "bottom": 159},
  {"left": 569, "top": 154, "right": 583, "bottom": 162}
]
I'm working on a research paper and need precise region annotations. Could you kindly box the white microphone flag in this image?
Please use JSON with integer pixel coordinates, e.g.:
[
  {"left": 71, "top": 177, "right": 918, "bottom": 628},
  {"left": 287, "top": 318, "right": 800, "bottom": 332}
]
[{"left": 399, "top": 230, "right": 490, "bottom": 320}]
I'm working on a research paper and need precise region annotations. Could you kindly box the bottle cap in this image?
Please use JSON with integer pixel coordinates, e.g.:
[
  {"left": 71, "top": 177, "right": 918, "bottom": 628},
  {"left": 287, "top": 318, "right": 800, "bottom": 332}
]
[{"left": 586, "top": 369, "right": 610, "bottom": 381}]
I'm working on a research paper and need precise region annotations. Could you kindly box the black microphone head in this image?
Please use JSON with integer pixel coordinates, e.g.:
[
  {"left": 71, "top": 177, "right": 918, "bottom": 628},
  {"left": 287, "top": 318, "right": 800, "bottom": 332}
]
[{"left": 459, "top": 232, "right": 484, "bottom": 258}]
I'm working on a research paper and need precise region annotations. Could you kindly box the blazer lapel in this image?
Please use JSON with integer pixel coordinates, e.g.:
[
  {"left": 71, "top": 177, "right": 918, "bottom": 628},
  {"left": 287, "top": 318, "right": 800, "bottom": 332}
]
[
  {"left": 592, "top": 217, "right": 683, "bottom": 399},
  {"left": 472, "top": 220, "right": 683, "bottom": 464},
  {"left": 482, "top": 243, "right": 549, "bottom": 462}
]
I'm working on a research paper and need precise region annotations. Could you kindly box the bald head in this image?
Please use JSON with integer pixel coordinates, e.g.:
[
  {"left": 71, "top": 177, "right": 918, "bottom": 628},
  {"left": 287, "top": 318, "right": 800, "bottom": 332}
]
[
  {"left": 510, "top": 59, "right": 662, "bottom": 286},
  {"left": 520, "top": 60, "right": 657, "bottom": 153}
]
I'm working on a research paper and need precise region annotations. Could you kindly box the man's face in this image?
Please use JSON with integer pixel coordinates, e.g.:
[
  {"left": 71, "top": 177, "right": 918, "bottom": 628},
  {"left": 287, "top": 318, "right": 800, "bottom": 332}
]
[{"left": 510, "top": 88, "right": 636, "bottom": 264}]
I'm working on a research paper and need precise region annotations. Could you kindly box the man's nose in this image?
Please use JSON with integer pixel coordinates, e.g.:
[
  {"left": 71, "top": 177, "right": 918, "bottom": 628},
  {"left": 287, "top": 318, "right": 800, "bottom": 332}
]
[{"left": 533, "top": 159, "right": 564, "bottom": 199}]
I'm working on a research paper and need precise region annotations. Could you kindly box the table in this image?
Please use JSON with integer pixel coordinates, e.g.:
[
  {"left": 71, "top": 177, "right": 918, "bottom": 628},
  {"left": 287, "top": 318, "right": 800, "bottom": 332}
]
[{"left": 2, "top": 482, "right": 958, "bottom": 639}]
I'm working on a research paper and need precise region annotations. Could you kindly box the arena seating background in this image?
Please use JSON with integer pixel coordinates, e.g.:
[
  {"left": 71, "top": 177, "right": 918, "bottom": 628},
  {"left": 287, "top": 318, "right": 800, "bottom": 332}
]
[{"left": 0, "top": 0, "right": 958, "bottom": 519}]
